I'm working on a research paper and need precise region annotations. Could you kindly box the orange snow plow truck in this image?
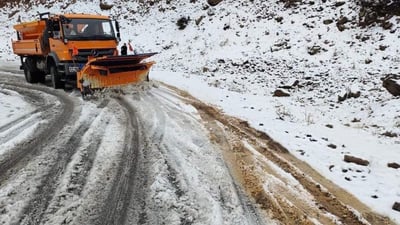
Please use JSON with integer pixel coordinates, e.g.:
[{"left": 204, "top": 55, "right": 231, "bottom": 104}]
[{"left": 11, "top": 12, "right": 156, "bottom": 93}]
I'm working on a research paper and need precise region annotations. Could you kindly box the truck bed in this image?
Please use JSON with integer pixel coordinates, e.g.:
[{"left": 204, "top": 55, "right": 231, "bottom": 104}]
[{"left": 12, "top": 39, "right": 44, "bottom": 56}]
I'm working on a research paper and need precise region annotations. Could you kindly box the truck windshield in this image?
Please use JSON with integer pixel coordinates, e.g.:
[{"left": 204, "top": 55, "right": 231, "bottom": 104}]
[{"left": 62, "top": 18, "right": 116, "bottom": 40}]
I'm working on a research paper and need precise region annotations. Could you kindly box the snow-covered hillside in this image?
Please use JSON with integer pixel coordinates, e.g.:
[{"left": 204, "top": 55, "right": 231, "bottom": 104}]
[{"left": 0, "top": 0, "right": 399, "bottom": 223}]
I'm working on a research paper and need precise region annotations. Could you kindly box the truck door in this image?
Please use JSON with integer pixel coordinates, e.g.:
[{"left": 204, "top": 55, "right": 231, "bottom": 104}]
[{"left": 48, "top": 19, "right": 69, "bottom": 61}]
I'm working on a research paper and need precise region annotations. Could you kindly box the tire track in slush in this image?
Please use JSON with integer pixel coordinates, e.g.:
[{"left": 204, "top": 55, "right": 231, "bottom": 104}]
[
  {"left": 149, "top": 90, "right": 266, "bottom": 225},
  {"left": 129, "top": 90, "right": 218, "bottom": 225},
  {"left": 43, "top": 105, "right": 111, "bottom": 221},
  {"left": 95, "top": 97, "right": 140, "bottom": 225},
  {"left": 124, "top": 93, "right": 167, "bottom": 225},
  {"left": 0, "top": 86, "right": 51, "bottom": 145},
  {"left": 17, "top": 102, "right": 108, "bottom": 225},
  {"left": 67, "top": 99, "right": 111, "bottom": 197},
  {"left": 122, "top": 92, "right": 191, "bottom": 225},
  {"left": 0, "top": 110, "right": 44, "bottom": 144},
  {"left": 0, "top": 108, "right": 43, "bottom": 134},
  {"left": 0, "top": 83, "right": 74, "bottom": 183},
  {"left": 0, "top": 85, "right": 51, "bottom": 137}
]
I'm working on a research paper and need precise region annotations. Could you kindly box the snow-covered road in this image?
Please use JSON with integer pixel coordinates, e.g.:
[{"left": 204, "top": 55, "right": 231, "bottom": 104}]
[
  {"left": 0, "top": 71, "right": 395, "bottom": 225},
  {"left": 0, "top": 72, "right": 268, "bottom": 225}
]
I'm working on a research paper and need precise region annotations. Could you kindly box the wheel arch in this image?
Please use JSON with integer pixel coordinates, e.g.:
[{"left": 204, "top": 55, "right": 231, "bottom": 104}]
[{"left": 46, "top": 52, "right": 60, "bottom": 72}]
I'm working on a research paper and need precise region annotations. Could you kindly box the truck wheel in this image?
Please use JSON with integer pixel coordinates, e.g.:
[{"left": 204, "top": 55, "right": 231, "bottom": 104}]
[
  {"left": 50, "top": 65, "right": 64, "bottom": 89},
  {"left": 36, "top": 72, "right": 46, "bottom": 83},
  {"left": 24, "top": 64, "right": 38, "bottom": 83}
]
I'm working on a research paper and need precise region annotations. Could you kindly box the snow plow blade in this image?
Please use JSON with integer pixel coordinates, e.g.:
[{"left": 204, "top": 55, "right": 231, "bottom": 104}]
[{"left": 77, "top": 53, "right": 157, "bottom": 92}]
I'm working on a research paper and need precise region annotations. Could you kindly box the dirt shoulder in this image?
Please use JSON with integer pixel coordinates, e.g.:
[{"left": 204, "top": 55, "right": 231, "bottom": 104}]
[{"left": 163, "top": 82, "right": 395, "bottom": 225}]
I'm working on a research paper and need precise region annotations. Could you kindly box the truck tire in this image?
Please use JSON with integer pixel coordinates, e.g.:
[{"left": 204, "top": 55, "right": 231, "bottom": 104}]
[
  {"left": 50, "top": 65, "right": 64, "bottom": 89},
  {"left": 24, "top": 58, "right": 45, "bottom": 83},
  {"left": 23, "top": 64, "right": 38, "bottom": 83},
  {"left": 36, "top": 72, "right": 46, "bottom": 83}
]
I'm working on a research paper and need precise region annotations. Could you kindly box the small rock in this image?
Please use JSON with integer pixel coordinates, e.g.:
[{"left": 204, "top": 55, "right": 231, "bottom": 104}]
[
  {"left": 379, "top": 45, "right": 388, "bottom": 51},
  {"left": 9, "top": 10, "right": 19, "bottom": 18},
  {"left": 327, "top": 144, "right": 337, "bottom": 149},
  {"left": 275, "top": 16, "right": 283, "bottom": 23},
  {"left": 207, "top": 8, "right": 216, "bottom": 16},
  {"left": 388, "top": 162, "right": 400, "bottom": 169},
  {"left": 393, "top": 202, "right": 400, "bottom": 212},
  {"left": 176, "top": 17, "right": 190, "bottom": 30},
  {"left": 336, "top": 16, "right": 349, "bottom": 25},
  {"left": 223, "top": 24, "right": 230, "bottom": 30},
  {"left": 338, "top": 90, "right": 361, "bottom": 102},
  {"left": 382, "top": 131, "right": 398, "bottom": 137},
  {"left": 336, "top": 16, "right": 349, "bottom": 31},
  {"left": 307, "top": 45, "right": 321, "bottom": 55},
  {"left": 297, "top": 150, "right": 305, "bottom": 155},
  {"left": 335, "top": 1, "right": 345, "bottom": 7},
  {"left": 195, "top": 15, "right": 205, "bottom": 25},
  {"left": 273, "top": 89, "right": 290, "bottom": 97},
  {"left": 382, "top": 21, "right": 393, "bottom": 30},
  {"left": 325, "top": 124, "right": 333, "bottom": 128}
]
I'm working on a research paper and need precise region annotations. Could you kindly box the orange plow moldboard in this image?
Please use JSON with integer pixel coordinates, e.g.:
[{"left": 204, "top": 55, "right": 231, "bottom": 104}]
[{"left": 77, "top": 53, "right": 157, "bottom": 91}]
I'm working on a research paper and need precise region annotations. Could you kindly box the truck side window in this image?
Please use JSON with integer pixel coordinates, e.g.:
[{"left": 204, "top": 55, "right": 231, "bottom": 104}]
[
  {"left": 64, "top": 24, "right": 77, "bottom": 36},
  {"left": 52, "top": 21, "right": 61, "bottom": 39}
]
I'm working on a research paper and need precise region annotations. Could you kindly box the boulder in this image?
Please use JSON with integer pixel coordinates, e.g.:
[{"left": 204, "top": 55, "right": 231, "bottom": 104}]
[
  {"left": 207, "top": 0, "right": 223, "bottom": 6},
  {"left": 344, "top": 155, "right": 369, "bottom": 166},
  {"left": 99, "top": 2, "right": 113, "bottom": 10},
  {"left": 382, "top": 74, "right": 400, "bottom": 96},
  {"left": 358, "top": 0, "right": 400, "bottom": 28}
]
